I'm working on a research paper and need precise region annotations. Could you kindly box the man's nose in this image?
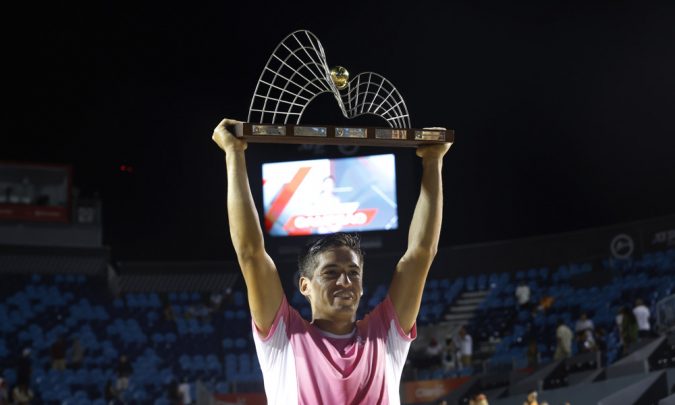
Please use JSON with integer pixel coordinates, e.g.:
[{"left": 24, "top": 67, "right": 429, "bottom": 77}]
[{"left": 336, "top": 273, "right": 352, "bottom": 286}]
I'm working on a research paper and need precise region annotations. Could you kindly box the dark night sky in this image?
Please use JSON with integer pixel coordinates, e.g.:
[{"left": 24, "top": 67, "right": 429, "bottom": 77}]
[{"left": 4, "top": 2, "right": 675, "bottom": 261}]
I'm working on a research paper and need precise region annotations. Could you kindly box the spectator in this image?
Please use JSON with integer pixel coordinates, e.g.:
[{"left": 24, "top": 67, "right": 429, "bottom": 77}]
[
  {"left": 115, "top": 355, "right": 133, "bottom": 393},
  {"left": 537, "top": 296, "right": 555, "bottom": 313},
  {"left": 633, "top": 299, "right": 651, "bottom": 338},
  {"left": 577, "top": 329, "right": 596, "bottom": 353},
  {"left": 515, "top": 281, "right": 531, "bottom": 309},
  {"left": 70, "top": 337, "right": 85, "bottom": 370},
  {"left": 104, "top": 379, "right": 121, "bottom": 404},
  {"left": 178, "top": 377, "right": 192, "bottom": 405},
  {"left": 455, "top": 326, "right": 473, "bottom": 368},
  {"left": 15, "top": 348, "right": 32, "bottom": 388},
  {"left": 523, "top": 391, "right": 538, "bottom": 405},
  {"left": 574, "top": 312, "right": 594, "bottom": 333},
  {"left": 470, "top": 393, "right": 488, "bottom": 405},
  {"left": 621, "top": 307, "right": 639, "bottom": 353},
  {"left": 11, "top": 382, "right": 33, "bottom": 405},
  {"left": 163, "top": 303, "right": 175, "bottom": 322},
  {"left": 222, "top": 287, "right": 233, "bottom": 306},
  {"left": 554, "top": 320, "right": 572, "bottom": 360},
  {"left": 424, "top": 338, "right": 443, "bottom": 368},
  {"left": 595, "top": 327, "right": 607, "bottom": 365},
  {"left": 0, "top": 377, "right": 8, "bottom": 405},
  {"left": 209, "top": 291, "right": 224, "bottom": 311},
  {"left": 615, "top": 307, "right": 625, "bottom": 346},
  {"left": 442, "top": 338, "right": 457, "bottom": 372},
  {"left": 594, "top": 327, "right": 607, "bottom": 352},
  {"left": 167, "top": 380, "right": 182, "bottom": 405},
  {"left": 51, "top": 336, "right": 67, "bottom": 370},
  {"left": 527, "top": 339, "right": 539, "bottom": 368}
]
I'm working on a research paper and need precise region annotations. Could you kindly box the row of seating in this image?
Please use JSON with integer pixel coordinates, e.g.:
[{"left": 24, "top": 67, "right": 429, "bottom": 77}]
[{"left": 1, "top": 248, "right": 673, "bottom": 402}]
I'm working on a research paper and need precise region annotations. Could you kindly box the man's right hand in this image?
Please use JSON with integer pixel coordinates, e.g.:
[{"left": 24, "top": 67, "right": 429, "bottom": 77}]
[
  {"left": 214, "top": 116, "right": 284, "bottom": 336},
  {"left": 212, "top": 118, "right": 247, "bottom": 153}
]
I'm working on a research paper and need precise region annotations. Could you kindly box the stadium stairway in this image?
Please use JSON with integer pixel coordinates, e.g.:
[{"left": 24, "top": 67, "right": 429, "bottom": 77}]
[{"left": 444, "top": 290, "right": 490, "bottom": 325}]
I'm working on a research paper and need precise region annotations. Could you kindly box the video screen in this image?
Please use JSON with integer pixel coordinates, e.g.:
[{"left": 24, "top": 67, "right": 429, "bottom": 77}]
[{"left": 262, "top": 154, "right": 398, "bottom": 236}]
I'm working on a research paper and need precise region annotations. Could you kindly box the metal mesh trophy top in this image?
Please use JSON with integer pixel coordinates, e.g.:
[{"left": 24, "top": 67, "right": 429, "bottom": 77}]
[{"left": 235, "top": 30, "right": 454, "bottom": 147}]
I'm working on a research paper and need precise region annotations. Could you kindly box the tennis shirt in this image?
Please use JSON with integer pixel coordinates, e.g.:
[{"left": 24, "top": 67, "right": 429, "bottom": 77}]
[{"left": 252, "top": 295, "right": 416, "bottom": 404}]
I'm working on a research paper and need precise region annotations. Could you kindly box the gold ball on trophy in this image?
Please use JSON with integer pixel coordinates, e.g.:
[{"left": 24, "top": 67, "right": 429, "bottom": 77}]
[{"left": 330, "top": 66, "right": 349, "bottom": 90}]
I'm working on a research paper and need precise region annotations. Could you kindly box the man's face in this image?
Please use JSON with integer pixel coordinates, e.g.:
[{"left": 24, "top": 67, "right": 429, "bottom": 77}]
[{"left": 300, "top": 246, "right": 363, "bottom": 321}]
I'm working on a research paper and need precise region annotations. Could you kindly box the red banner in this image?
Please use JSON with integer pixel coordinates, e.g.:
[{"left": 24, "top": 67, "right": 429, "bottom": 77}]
[
  {"left": 213, "top": 392, "right": 267, "bottom": 405},
  {"left": 402, "top": 376, "right": 471, "bottom": 404},
  {"left": 0, "top": 204, "right": 68, "bottom": 223}
]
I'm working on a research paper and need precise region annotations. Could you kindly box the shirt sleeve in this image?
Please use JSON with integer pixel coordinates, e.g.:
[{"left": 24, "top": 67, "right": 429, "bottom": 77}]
[
  {"left": 371, "top": 295, "right": 417, "bottom": 401},
  {"left": 252, "top": 296, "right": 287, "bottom": 341},
  {"left": 251, "top": 295, "right": 293, "bottom": 371},
  {"left": 250, "top": 296, "right": 300, "bottom": 405},
  {"left": 378, "top": 294, "right": 417, "bottom": 341},
  {"left": 366, "top": 296, "right": 416, "bottom": 372}
]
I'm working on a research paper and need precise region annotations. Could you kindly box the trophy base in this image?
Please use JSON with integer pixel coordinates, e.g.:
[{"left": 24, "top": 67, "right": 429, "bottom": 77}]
[{"left": 234, "top": 123, "right": 454, "bottom": 148}]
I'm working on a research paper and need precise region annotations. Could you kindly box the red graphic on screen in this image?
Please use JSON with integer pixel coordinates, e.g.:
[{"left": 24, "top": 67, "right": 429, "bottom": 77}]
[
  {"left": 264, "top": 167, "right": 311, "bottom": 232},
  {"left": 283, "top": 208, "right": 378, "bottom": 234}
]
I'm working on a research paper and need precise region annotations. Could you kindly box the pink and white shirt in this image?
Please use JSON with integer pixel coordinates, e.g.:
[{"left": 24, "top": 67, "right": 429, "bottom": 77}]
[{"left": 252, "top": 295, "right": 416, "bottom": 405}]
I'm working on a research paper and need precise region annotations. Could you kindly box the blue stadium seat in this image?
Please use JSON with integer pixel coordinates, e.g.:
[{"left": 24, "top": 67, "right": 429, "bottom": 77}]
[
  {"left": 235, "top": 338, "right": 247, "bottom": 349},
  {"left": 233, "top": 291, "right": 246, "bottom": 307}
]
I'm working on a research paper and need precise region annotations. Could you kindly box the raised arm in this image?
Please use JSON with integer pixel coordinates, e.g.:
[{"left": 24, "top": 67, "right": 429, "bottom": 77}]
[
  {"left": 212, "top": 118, "right": 283, "bottom": 335},
  {"left": 389, "top": 142, "right": 452, "bottom": 333}
]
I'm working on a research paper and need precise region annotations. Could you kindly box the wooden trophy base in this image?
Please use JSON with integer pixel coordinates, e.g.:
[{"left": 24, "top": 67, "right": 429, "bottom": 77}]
[{"left": 234, "top": 123, "right": 454, "bottom": 148}]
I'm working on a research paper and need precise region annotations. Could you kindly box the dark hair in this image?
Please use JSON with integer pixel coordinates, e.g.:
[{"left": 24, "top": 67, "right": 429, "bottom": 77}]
[{"left": 295, "top": 233, "right": 364, "bottom": 286}]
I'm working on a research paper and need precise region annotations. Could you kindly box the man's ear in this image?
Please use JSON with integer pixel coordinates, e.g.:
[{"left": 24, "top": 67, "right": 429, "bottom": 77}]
[{"left": 299, "top": 277, "right": 311, "bottom": 297}]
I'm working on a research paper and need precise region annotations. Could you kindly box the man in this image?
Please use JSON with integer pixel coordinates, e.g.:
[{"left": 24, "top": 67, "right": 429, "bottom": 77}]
[
  {"left": 15, "top": 348, "right": 31, "bottom": 389},
  {"left": 515, "top": 281, "right": 530, "bottom": 309},
  {"left": 178, "top": 377, "right": 192, "bottom": 405},
  {"left": 554, "top": 320, "right": 573, "bottom": 360},
  {"left": 470, "top": 393, "right": 489, "bottom": 405},
  {"left": 0, "top": 377, "right": 8, "bottom": 405},
  {"left": 50, "top": 335, "right": 67, "bottom": 370},
  {"left": 115, "top": 355, "right": 133, "bottom": 393},
  {"left": 454, "top": 326, "right": 473, "bottom": 369},
  {"left": 574, "top": 312, "right": 595, "bottom": 354},
  {"left": 574, "top": 312, "right": 594, "bottom": 334},
  {"left": 523, "top": 391, "right": 538, "bottom": 405},
  {"left": 633, "top": 299, "right": 651, "bottom": 338},
  {"left": 212, "top": 118, "right": 451, "bottom": 404}
]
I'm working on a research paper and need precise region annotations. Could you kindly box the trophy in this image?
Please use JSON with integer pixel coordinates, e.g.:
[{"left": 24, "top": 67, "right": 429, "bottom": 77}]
[{"left": 235, "top": 30, "right": 454, "bottom": 147}]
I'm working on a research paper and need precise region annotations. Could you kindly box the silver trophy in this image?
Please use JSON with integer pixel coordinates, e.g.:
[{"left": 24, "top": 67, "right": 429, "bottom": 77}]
[{"left": 235, "top": 30, "right": 454, "bottom": 147}]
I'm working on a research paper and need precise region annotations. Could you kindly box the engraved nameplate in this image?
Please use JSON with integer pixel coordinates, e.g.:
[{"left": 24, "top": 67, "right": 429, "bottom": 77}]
[
  {"left": 294, "top": 126, "right": 327, "bottom": 137},
  {"left": 376, "top": 129, "right": 407, "bottom": 140},
  {"left": 252, "top": 125, "right": 286, "bottom": 136},
  {"left": 414, "top": 130, "right": 445, "bottom": 141},
  {"left": 335, "top": 127, "right": 367, "bottom": 138}
]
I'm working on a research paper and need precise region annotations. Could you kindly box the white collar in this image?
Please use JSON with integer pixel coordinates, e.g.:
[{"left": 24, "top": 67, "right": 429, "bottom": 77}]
[{"left": 317, "top": 327, "right": 356, "bottom": 339}]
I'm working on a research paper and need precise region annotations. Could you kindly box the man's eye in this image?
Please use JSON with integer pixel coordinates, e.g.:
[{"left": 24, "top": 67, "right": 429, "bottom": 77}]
[{"left": 350, "top": 272, "right": 361, "bottom": 278}]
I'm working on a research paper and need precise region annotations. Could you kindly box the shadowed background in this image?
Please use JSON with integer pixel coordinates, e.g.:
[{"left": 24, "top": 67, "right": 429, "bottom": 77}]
[{"left": 4, "top": 1, "right": 674, "bottom": 261}]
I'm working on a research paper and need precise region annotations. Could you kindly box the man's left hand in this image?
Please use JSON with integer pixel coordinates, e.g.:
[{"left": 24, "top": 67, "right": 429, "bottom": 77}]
[
  {"left": 416, "top": 127, "right": 452, "bottom": 159},
  {"left": 416, "top": 142, "right": 452, "bottom": 159}
]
